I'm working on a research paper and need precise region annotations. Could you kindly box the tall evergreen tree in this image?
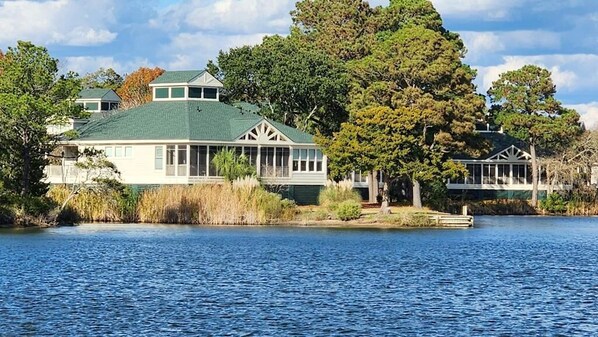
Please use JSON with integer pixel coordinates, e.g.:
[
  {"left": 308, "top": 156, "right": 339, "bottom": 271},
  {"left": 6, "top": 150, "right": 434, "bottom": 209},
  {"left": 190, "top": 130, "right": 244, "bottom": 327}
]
[{"left": 488, "top": 65, "right": 582, "bottom": 206}]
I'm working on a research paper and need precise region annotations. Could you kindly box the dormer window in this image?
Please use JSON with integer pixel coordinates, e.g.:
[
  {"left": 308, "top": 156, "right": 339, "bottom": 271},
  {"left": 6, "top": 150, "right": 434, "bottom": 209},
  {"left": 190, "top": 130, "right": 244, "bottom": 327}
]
[{"left": 149, "top": 70, "right": 224, "bottom": 102}]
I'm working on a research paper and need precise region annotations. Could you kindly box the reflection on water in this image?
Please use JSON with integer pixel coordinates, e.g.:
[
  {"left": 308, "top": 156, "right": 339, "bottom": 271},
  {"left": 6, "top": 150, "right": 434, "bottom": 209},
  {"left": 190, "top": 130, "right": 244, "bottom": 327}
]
[{"left": 0, "top": 217, "right": 596, "bottom": 336}]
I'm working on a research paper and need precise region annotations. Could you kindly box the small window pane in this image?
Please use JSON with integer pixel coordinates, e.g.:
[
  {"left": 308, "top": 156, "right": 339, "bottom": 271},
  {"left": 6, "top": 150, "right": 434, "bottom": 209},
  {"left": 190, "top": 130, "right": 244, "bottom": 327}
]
[
  {"left": 155, "top": 146, "right": 163, "bottom": 170},
  {"left": 124, "top": 146, "right": 133, "bottom": 158},
  {"left": 189, "top": 87, "right": 202, "bottom": 98},
  {"left": 204, "top": 88, "right": 218, "bottom": 99},
  {"left": 114, "top": 146, "right": 123, "bottom": 157},
  {"left": 171, "top": 87, "right": 185, "bottom": 98},
  {"left": 101, "top": 102, "right": 109, "bottom": 110},
  {"left": 155, "top": 88, "right": 169, "bottom": 99},
  {"left": 293, "top": 149, "right": 300, "bottom": 158},
  {"left": 308, "top": 149, "right": 315, "bottom": 160},
  {"left": 105, "top": 146, "right": 113, "bottom": 157},
  {"left": 316, "top": 150, "right": 323, "bottom": 160},
  {"left": 300, "top": 149, "right": 307, "bottom": 159},
  {"left": 86, "top": 102, "right": 98, "bottom": 111}
]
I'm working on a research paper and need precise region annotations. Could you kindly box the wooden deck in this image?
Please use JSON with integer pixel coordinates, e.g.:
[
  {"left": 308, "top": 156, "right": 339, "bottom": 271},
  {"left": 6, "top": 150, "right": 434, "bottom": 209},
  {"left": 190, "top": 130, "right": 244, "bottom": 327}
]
[{"left": 428, "top": 214, "right": 474, "bottom": 228}]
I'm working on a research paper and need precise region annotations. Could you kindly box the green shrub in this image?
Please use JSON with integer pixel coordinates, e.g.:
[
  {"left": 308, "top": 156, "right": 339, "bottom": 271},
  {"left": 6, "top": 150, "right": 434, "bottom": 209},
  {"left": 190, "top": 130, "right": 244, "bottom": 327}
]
[
  {"left": 541, "top": 193, "right": 567, "bottom": 214},
  {"left": 335, "top": 200, "right": 362, "bottom": 221}
]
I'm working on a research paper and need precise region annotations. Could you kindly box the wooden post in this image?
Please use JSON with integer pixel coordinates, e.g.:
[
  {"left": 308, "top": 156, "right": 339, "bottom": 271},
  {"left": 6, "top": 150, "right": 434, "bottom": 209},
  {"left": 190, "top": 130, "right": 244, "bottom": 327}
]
[{"left": 462, "top": 205, "right": 468, "bottom": 216}]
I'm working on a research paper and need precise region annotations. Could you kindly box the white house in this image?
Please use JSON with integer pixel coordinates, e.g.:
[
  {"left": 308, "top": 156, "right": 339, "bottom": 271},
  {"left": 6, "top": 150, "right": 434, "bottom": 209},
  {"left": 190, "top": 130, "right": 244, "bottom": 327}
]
[{"left": 45, "top": 70, "right": 327, "bottom": 204}]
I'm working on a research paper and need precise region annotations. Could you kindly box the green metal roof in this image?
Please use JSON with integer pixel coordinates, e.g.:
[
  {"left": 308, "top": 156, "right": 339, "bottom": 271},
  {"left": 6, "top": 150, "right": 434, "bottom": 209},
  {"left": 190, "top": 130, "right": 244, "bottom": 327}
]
[
  {"left": 75, "top": 100, "right": 315, "bottom": 144},
  {"left": 79, "top": 88, "right": 120, "bottom": 100},
  {"left": 150, "top": 70, "right": 206, "bottom": 85}
]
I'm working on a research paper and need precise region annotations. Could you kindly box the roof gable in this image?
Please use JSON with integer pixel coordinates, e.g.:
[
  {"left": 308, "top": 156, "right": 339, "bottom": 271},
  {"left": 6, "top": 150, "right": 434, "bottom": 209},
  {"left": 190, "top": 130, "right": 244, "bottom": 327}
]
[
  {"left": 488, "top": 145, "right": 532, "bottom": 161},
  {"left": 78, "top": 89, "right": 121, "bottom": 101},
  {"left": 150, "top": 70, "right": 223, "bottom": 87}
]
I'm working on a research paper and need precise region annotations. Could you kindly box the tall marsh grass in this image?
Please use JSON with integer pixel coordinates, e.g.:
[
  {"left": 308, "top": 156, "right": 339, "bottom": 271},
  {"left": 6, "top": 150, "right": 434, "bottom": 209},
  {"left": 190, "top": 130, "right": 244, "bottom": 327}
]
[
  {"left": 137, "top": 178, "right": 295, "bottom": 225},
  {"left": 48, "top": 185, "right": 138, "bottom": 222},
  {"left": 318, "top": 179, "right": 362, "bottom": 211}
]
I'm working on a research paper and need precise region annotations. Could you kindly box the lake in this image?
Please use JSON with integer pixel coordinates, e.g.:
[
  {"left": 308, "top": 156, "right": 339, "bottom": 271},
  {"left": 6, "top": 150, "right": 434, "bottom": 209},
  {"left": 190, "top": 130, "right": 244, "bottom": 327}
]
[{"left": 0, "top": 216, "right": 596, "bottom": 336}]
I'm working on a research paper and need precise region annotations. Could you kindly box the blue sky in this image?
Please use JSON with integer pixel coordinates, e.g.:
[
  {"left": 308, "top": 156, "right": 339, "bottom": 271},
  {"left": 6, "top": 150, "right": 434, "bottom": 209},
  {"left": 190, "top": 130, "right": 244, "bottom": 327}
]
[{"left": 1, "top": 0, "right": 598, "bottom": 127}]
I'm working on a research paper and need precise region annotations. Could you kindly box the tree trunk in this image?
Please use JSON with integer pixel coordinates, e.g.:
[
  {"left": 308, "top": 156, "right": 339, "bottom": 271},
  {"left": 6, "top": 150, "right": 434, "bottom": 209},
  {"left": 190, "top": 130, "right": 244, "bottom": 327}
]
[
  {"left": 379, "top": 173, "right": 391, "bottom": 214},
  {"left": 412, "top": 179, "right": 422, "bottom": 209},
  {"left": 530, "top": 143, "right": 539, "bottom": 207},
  {"left": 368, "top": 171, "right": 377, "bottom": 204},
  {"left": 21, "top": 145, "right": 31, "bottom": 196}
]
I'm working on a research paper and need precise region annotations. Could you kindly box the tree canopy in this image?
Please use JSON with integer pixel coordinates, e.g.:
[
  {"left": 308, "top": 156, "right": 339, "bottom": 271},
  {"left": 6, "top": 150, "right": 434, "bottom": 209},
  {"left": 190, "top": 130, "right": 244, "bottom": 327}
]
[
  {"left": 216, "top": 35, "right": 349, "bottom": 135},
  {"left": 82, "top": 67, "right": 123, "bottom": 90},
  {"left": 488, "top": 65, "right": 582, "bottom": 206},
  {"left": 117, "top": 67, "right": 164, "bottom": 110},
  {"left": 0, "top": 41, "right": 83, "bottom": 198}
]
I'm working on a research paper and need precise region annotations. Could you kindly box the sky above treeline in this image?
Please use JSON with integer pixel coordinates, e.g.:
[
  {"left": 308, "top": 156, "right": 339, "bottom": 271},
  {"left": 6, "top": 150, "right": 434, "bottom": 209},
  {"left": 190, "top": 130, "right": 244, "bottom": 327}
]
[{"left": 1, "top": 0, "right": 598, "bottom": 127}]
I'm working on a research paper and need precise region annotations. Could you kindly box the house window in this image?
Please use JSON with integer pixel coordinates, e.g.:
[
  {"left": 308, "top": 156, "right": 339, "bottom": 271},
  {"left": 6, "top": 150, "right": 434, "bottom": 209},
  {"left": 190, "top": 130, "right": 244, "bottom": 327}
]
[
  {"left": 86, "top": 102, "right": 99, "bottom": 111},
  {"left": 190, "top": 145, "right": 208, "bottom": 177},
  {"left": 171, "top": 87, "right": 185, "bottom": 98},
  {"left": 293, "top": 148, "right": 323, "bottom": 172},
  {"left": 101, "top": 102, "right": 110, "bottom": 111},
  {"left": 483, "top": 164, "right": 496, "bottom": 184},
  {"left": 155, "top": 146, "right": 163, "bottom": 170},
  {"left": 155, "top": 88, "right": 169, "bottom": 99},
  {"left": 124, "top": 146, "right": 133, "bottom": 158},
  {"left": 104, "top": 146, "right": 113, "bottom": 157},
  {"left": 177, "top": 145, "right": 187, "bottom": 176},
  {"left": 114, "top": 146, "right": 123, "bottom": 158},
  {"left": 109, "top": 102, "right": 119, "bottom": 110},
  {"left": 354, "top": 171, "right": 367, "bottom": 183},
  {"left": 189, "top": 87, "right": 202, "bottom": 99},
  {"left": 166, "top": 145, "right": 176, "bottom": 176},
  {"left": 497, "top": 164, "right": 510, "bottom": 185},
  {"left": 204, "top": 88, "right": 218, "bottom": 99}
]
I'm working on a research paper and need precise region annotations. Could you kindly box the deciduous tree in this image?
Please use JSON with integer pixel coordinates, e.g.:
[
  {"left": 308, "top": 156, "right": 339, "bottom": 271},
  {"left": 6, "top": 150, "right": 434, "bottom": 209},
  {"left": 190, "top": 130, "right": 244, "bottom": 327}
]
[
  {"left": 216, "top": 35, "right": 349, "bottom": 135},
  {"left": 0, "top": 41, "right": 83, "bottom": 199},
  {"left": 488, "top": 65, "right": 582, "bottom": 206},
  {"left": 117, "top": 67, "right": 164, "bottom": 109},
  {"left": 82, "top": 67, "right": 123, "bottom": 90}
]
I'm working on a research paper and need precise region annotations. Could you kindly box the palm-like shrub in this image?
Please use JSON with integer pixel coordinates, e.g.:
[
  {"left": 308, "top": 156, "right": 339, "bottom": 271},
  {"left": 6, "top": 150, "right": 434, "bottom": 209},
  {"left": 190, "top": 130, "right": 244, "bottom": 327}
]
[{"left": 212, "top": 149, "right": 256, "bottom": 181}]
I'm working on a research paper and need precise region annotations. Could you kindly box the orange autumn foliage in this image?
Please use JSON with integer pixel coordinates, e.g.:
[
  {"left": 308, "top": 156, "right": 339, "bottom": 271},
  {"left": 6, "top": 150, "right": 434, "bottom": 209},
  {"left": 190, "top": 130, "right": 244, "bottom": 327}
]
[{"left": 117, "top": 67, "right": 164, "bottom": 109}]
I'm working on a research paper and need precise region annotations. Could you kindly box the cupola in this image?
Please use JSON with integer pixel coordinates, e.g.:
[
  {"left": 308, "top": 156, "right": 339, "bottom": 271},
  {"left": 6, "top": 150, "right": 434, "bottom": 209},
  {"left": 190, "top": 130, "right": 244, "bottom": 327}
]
[{"left": 149, "top": 70, "right": 224, "bottom": 101}]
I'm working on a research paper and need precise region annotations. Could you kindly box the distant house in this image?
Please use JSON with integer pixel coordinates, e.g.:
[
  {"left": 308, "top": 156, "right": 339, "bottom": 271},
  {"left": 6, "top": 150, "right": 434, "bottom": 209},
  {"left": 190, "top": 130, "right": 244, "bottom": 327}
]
[
  {"left": 45, "top": 70, "right": 327, "bottom": 204},
  {"left": 47, "top": 88, "right": 122, "bottom": 135},
  {"left": 447, "top": 130, "right": 570, "bottom": 199},
  {"left": 349, "top": 127, "right": 571, "bottom": 201}
]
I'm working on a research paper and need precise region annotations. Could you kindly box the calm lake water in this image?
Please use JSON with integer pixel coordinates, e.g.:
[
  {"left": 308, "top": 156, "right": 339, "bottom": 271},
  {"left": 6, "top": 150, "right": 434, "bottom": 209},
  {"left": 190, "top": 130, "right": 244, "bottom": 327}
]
[{"left": 0, "top": 217, "right": 596, "bottom": 336}]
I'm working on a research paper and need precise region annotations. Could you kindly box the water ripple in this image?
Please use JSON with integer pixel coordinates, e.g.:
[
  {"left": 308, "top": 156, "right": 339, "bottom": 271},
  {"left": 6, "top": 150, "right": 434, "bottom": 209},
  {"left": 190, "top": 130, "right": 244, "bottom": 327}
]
[{"left": 0, "top": 218, "right": 596, "bottom": 336}]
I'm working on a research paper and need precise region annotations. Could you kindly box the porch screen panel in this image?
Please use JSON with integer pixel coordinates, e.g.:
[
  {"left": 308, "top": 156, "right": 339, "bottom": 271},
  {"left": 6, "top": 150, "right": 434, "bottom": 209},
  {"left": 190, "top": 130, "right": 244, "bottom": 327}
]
[
  {"left": 260, "top": 147, "right": 275, "bottom": 177},
  {"left": 513, "top": 164, "right": 526, "bottom": 184},
  {"left": 208, "top": 146, "right": 223, "bottom": 176},
  {"left": 190, "top": 146, "right": 208, "bottom": 176},
  {"left": 483, "top": 164, "right": 496, "bottom": 184},
  {"left": 245, "top": 147, "right": 258, "bottom": 167},
  {"left": 166, "top": 145, "right": 176, "bottom": 176},
  {"left": 177, "top": 145, "right": 187, "bottom": 176},
  {"left": 497, "top": 164, "right": 510, "bottom": 185},
  {"left": 275, "top": 147, "right": 290, "bottom": 177}
]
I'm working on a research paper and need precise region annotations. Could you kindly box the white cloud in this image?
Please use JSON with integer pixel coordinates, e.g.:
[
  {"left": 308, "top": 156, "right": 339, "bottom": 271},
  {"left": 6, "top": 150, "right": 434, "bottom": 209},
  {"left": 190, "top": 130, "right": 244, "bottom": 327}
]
[
  {"left": 0, "top": 0, "right": 117, "bottom": 46},
  {"left": 461, "top": 30, "right": 561, "bottom": 61},
  {"left": 164, "top": 32, "right": 267, "bottom": 70},
  {"left": 62, "top": 56, "right": 152, "bottom": 75},
  {"left": 431, "top": 0, "right": 523, "bottom": 20},
  {"left": 566, "top": 102, "right": 598, "bottom": 130},
  {"left": 153, "top": 0, "right": 295, "bottom": 35},
  {"left": 474, "top": 54, "right": 598, "bottom": 93}
]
